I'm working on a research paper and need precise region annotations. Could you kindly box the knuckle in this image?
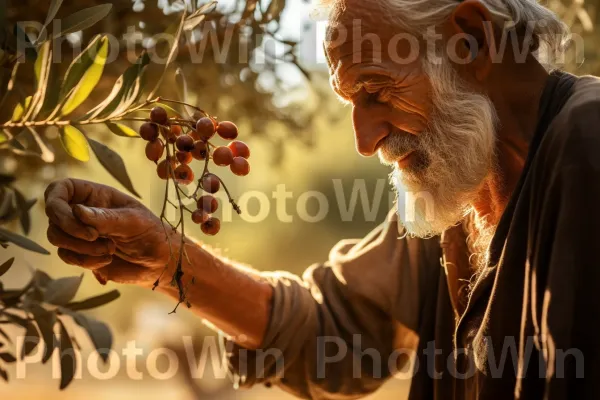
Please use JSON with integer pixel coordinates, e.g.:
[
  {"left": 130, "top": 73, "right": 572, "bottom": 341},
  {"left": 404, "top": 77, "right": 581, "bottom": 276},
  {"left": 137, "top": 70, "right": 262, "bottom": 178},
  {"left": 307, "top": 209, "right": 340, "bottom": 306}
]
[
  {"left": 58, "top": 248, "right": 80, "bottom": 266},
  {"left": 46, "top": 226, "right": 59, "bottom": 246}
]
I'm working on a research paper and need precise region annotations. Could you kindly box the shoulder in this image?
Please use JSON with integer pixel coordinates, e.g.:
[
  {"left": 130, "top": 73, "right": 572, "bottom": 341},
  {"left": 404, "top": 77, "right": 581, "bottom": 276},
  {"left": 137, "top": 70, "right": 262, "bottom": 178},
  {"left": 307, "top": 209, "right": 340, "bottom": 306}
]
[{"left": 540, "top": 75, "right": 600, "bottom": 172}]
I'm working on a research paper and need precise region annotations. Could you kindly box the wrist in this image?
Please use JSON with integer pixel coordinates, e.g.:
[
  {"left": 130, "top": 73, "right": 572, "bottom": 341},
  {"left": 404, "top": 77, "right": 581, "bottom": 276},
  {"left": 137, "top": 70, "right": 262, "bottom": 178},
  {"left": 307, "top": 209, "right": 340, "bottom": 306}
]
[{"left": 151, "top": 228, "right": 197, "bottom": 292}]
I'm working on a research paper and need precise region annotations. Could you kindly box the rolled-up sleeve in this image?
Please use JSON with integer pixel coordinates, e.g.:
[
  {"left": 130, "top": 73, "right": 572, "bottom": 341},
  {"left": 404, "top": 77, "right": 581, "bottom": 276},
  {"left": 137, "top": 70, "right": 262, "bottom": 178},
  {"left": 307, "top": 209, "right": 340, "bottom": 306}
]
[{"left": 223, "top": 211, "right": 438, "bottom": 399}]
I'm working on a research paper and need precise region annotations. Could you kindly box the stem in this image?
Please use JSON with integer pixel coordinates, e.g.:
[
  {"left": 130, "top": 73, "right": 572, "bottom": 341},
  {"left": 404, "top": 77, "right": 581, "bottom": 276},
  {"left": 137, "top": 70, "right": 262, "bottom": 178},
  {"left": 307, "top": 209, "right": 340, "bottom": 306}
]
[
  {"left": 216, "top": 176, "right": 242, "bottom": 215},
  {"left": 160, "top": 98, "right": 207, "bottom": 116}
]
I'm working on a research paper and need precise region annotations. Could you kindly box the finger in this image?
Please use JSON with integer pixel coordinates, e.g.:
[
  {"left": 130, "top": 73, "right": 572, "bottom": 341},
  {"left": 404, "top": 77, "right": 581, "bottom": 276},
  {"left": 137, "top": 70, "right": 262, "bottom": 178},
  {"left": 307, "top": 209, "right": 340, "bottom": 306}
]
[
  {"left": 72, "top": 205, "right": 145, "bottom": 237},
  {"left": 93, "top": 257, "right": 159, "bottom": 286},
  {"left": 57, "top": 248, "right": 113, "bottom": 270},
  {"left": 44, "top": 179, "right": 99, "bottom": 241},
  {"left": 47, "top": 224, "right": 116, "bottom": 256}
]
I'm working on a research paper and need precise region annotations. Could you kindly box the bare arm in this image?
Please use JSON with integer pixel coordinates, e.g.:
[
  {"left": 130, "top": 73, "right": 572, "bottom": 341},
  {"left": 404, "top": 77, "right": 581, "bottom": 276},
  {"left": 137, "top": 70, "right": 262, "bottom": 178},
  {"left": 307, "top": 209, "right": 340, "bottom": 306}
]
[{"left": 44, "top": 178, "right": 272, "bottom": 349}]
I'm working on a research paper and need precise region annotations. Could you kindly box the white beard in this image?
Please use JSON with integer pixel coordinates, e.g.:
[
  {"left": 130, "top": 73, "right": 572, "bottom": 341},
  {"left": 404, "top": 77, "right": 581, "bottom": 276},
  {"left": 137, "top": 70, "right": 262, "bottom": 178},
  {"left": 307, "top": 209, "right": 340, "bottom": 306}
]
[{"left": 382, "top": 58, "right": 498, "bottom": 238}]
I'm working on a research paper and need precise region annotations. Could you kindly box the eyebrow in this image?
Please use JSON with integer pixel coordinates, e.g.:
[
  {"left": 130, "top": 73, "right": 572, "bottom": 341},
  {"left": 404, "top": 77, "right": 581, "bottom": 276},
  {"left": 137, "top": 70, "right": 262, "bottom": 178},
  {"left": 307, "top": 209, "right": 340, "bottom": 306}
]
[{"left": 332, "top": 74, "right": 393, "bottom": 101}]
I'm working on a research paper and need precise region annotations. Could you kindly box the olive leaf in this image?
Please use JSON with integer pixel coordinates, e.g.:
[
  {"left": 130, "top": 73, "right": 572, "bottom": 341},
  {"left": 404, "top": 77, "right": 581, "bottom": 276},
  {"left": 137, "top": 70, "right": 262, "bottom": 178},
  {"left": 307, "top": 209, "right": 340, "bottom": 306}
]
[
  {"left": 24, "top": 41, "right": 52, "bottom": 121},
  {"left": 32, "top": 270, "right": 53, "bottom": 288},
  {"left": 28, "top": 304, "right": 57, "bottom": 364},
  {"left": 57, "top": 319, "right": 76, "bottom": 390},
  {"left": 69, "top": 312, "right": 112, "bottom": 363},
  {"left": 52, "top": 4, "right": 113, "bottom": 39},
  {"left": 155, "top": 102, "right": 182, "bottom": 118},
  {"left": 59, "top": 125, "right": 90, "bottom": 162},
  {"left": 13, "top": 23, "right": 37, "bottom": 62},
  {"left": 105, "top": 122, "right": 138, "bottom": 138},
  {"left": 44, "top": 0, "right": 64, "bottom": 27},
  {"left": 0, "top": 258, "right": 14, "bottom": 277},
  {"left": 12, "top": 189, "right": 32, "bottom": 235},
  {"left": 44, "top": 275, "right": 83, "bottom": 306},
  {"left": 174, "top": 68, "right": 195, "bottom": 117},
  {"left": 0, "top": 352, "right": 16, "bottom": 363},
  {"left": 84, "top": 51, "right": 150, "bottom": 120},
  {"left": 88, "top": 138, "right": 140, "bottom": 197},
  {"left": 0, "top": 328, "right": 8, "bottom": 343},
  {"left": 20, "top": 321, "right": 40, "bottom": 359},
  {"left": 147, "top": 10, "right": 186, "bottom": 100},
  {"left": 60, "top": 36, "right": 103, "bottom": 100},
  {"left": 11, "top": 96, "right": 31, "bottom": 122},
  {"left": 65, "top": 289, "right": 120, "bottom": 311},
  {"left": 61, "top": 36, "right": 109, "bottom": 116},
  {"left": 0, "top": 227, "right": 49, "bottom": 254}
]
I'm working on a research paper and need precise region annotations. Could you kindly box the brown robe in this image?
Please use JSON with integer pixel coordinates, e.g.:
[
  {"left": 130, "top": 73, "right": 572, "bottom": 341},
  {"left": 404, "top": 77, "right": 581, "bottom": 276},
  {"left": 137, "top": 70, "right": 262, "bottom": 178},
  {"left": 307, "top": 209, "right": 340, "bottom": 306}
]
[{"left": 224, "top": 71, "right": 600, "bottom": 399}]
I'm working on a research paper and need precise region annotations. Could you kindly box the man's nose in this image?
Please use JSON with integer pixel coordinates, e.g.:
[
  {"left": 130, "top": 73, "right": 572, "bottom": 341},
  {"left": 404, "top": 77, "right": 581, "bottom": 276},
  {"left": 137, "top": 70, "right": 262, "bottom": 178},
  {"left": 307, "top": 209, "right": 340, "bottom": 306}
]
[{"left": 351, "top": 103, "right": 390, "bottom": 157}]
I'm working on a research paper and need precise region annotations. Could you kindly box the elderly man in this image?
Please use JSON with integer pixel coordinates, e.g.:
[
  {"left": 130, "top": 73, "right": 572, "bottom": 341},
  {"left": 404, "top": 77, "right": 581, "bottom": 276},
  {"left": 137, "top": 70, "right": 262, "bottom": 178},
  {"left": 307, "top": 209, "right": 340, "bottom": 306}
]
[{"left": 44, "top": 0, "right": 600, "bottom": 398}]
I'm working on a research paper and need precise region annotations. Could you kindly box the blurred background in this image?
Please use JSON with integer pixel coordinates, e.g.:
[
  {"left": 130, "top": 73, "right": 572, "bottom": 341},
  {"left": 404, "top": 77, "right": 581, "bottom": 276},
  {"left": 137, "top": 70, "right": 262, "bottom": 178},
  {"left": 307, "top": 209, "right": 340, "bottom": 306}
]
[{"left": 0, "top": 0, "right": 598, "bottom": 398}]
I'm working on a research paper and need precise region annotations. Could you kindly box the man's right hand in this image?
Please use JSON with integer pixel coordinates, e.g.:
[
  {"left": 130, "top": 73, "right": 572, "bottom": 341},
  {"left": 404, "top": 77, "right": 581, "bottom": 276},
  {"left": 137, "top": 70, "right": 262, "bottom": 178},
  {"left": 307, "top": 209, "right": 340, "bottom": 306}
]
[{"left": 44, "top": 178, "right": 180, "bottom": 287}]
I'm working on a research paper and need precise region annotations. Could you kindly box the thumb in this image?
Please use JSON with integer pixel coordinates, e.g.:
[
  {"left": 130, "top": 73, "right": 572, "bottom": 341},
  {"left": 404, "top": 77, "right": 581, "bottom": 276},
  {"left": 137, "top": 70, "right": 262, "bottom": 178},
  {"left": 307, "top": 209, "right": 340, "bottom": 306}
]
[{"left": 73, "top": 205, "right": 133, "bottom": 236}]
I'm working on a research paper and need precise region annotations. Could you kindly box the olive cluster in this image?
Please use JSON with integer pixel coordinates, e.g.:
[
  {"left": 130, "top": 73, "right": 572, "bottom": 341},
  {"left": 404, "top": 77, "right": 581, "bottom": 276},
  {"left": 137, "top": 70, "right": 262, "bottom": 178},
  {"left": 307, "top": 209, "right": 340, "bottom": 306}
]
[{"left": 140, "top": 106, "right": 250, "bottom": 235}]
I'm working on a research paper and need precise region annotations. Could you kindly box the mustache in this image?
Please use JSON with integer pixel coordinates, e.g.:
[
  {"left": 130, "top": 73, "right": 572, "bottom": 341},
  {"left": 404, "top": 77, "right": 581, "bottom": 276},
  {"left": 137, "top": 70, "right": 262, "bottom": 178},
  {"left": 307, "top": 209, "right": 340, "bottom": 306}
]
[{"left": 378, "top": 129, "right": 421, "bottom": 165}]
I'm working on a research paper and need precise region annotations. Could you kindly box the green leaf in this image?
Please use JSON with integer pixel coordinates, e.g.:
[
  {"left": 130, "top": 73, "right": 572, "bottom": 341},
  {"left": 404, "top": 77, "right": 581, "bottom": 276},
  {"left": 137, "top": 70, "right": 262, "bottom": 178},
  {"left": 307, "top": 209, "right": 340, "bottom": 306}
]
[
  {"left": 65, "top": 290, "right": 120, "bottom": 311},
  {"left": 0, "top": 352, "right": 16, "bottom": 363},
  {"left": 174, "top": 68, "right": 190, "bottom": 114},
  {"left": 13, "top": 23, "right": 37, "bottom": 62},
  {"left": 1, "top": 311, "right": 30, "bottom": 328},
  {"left": 59, "top": 125, "right": 90, "bottom": 162},
  {"left": 33, "top": 41, "right": 51, "bottom": 86},
  {"left": 60, "top": 36, "right": 103, "bottom": 100},
  {"left": 155, "top": 102, "right": 182, "bottom": 118},
  {"left": 88, "top": 138, "right": 140, "bottom": 197},
  {"left": 0, "top": 328, "right": 10, "bottom": 343},
  {"left": 61, "top": 36, "right": 109, "bottom": 115},
  {"left": 33, "top": 270, "right": 53, "bottom": 288},
  {"left": 43, "top": 275, "right": 83, "bottom": 306},
  {"left": 26, "top": 41, "right": 53, "bottom": 121},
  {"left": 52, "top": 4, "right": 113, "bottom": 39},
  {"left": 57, "top": 320, "right": 76, "bottom": 390},
  {"left": 71, "top": 313, "right": 112, "bottom": 363},
  {"left": 20, "top": 321, "right": 40, "bottom": 359},
  {"left": 44, "top": 0, "right": 64, "bottom": 27},
  {"left": 0, "top": 130, "right": 8, "bottom": 143},
  {"left": 28, "top": 304, "right": 56, "bottom": 363},
  {"left": 105, "top": 122, "right": 138, "bottom": 138},
  {"left": 147, "top": 10, "right": 187, "bottom": 100},
  {"left": 84, "top": 52, "right": 150, "bottom": 120},
  {"left": 0, "top": 227, "right": 50, "bottom": 254},
  {"left": 13, "top": 189, "right": 32, "bottom": 235},
  {"left": 11, "top": 96, "right": 31, "bottom": 122},
  {"left": 0, "top": 258, "right": 14, "bottom": 277}
]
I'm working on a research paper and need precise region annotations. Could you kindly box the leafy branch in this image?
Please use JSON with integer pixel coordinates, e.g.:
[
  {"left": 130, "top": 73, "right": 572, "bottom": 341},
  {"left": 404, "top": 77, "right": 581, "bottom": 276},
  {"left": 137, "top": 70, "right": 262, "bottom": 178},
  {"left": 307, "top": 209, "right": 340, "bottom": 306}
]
[{"left": 0, "top": 261, "right": 121, "bottom": 389}]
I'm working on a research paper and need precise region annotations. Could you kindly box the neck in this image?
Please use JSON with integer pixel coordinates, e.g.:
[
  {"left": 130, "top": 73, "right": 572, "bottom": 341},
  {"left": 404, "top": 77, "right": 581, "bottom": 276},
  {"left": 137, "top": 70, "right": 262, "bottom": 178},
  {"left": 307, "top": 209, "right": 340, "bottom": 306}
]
[{"left": 472, "top": 57, "right": 549, "bottom": 225}]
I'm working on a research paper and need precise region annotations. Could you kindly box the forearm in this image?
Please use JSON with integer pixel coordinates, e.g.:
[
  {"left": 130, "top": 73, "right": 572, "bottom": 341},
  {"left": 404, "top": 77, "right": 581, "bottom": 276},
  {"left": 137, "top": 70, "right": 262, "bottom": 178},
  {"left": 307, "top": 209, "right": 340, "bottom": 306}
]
[{"left": 154, "top": 234, "right": 273, "bottom": 350}]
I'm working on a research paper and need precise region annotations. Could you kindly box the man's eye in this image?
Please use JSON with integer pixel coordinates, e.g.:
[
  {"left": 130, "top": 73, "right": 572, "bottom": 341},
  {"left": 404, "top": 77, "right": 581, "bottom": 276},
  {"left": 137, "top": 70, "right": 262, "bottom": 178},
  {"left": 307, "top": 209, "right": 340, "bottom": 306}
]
[{"left": 366, "top": 91, "right": 385, "bottom": 105}]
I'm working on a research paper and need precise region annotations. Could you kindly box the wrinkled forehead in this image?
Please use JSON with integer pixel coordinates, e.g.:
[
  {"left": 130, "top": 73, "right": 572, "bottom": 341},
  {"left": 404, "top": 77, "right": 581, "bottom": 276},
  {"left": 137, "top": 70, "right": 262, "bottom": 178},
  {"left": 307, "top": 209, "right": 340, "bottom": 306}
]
[{"left": 324, "top": 2, "right": 423, "bottom": 96}]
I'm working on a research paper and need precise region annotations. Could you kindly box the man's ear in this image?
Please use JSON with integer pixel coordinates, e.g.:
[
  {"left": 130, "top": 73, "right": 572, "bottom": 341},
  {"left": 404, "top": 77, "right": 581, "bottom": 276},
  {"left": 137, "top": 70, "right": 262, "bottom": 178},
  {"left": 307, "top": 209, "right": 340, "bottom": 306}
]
[{"left": 448, "top": 0, "right": 495, "bottom": 81}]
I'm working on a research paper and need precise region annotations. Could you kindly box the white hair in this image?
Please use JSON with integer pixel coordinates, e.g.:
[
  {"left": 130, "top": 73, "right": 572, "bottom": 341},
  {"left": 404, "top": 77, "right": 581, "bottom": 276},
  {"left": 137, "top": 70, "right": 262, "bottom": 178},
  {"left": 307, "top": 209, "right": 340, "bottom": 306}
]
[{"left": 316, "top": 0, "right": 570, "bottom": 67}]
